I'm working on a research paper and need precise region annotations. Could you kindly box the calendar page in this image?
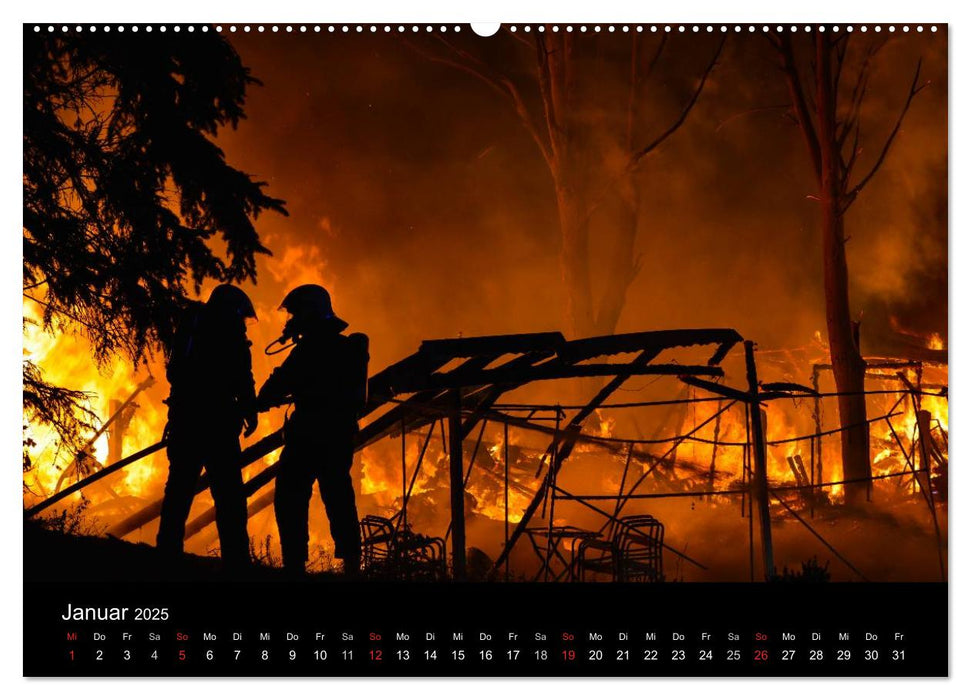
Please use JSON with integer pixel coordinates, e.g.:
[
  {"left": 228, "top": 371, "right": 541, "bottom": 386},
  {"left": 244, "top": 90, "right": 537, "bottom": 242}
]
[{"left": 22, "top": 20, "right": 948, "bottom": 677}]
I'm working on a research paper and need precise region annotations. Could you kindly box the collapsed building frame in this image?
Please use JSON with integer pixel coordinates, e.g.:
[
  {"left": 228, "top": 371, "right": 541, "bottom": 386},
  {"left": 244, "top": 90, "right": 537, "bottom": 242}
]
[{"left": 26, "top": 328, "right": 947, "bottom": 582}]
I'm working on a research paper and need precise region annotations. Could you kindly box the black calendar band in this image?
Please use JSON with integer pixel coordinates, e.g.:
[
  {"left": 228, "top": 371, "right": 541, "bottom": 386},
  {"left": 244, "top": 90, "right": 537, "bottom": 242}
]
[{"left": 24, "top": 581, "right": 947, "bottom": 677}]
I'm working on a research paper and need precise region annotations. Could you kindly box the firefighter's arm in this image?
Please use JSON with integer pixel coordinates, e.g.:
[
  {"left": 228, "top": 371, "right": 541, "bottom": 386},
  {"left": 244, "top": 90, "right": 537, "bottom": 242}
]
[
  {"left": 238, "top": 338, "right": 258, "bottom": 437},
  {"left": 256, "top": 353, "right": 297, "bottom": 412},
  {"left": 348, "top": 332, "right": 370, "bottom": 417}
]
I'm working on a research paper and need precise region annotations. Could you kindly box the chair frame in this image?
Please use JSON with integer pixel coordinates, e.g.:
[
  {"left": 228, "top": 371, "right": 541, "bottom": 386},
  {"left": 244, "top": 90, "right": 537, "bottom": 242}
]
[
  {"left": 360, "top": 514, "right": 446, "bottom": 580},
  {"left": 576, "top": 514, "right": 664, "bottom": 583}
]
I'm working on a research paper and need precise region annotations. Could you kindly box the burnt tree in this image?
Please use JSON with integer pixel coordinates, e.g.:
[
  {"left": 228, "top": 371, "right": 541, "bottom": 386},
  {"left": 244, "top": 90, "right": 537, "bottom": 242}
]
[
  {"left": 410, "top": 31, "right": 722, "bottom": 338},
  {"left": 771, "top": 30, "right": 925, "bottom": 504}
]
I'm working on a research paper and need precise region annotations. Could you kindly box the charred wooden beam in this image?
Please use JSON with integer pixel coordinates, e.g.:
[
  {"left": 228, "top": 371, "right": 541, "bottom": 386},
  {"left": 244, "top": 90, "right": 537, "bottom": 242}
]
[
  {"left": 25, "top": 440, "right": 167, "bottom": 519},
  {"left": 761, "top": 381, "right": 818, "bottom": 396},
  {"left": 418, "top": 332, "right": 566, "bottom": 358},
  {"left": 679, "top": 375, "right": 750, "bottom": 402},
  {"left": 680, "top": 375, "right": 811, "bottom": 404},
  {"left": 367, "top": 332, "right": 567, "bottom": 406},
  {"left": 364, "top": 351, "right": 470, "bottom": 410},
  {"left": 814, "top": 358, "right": 923, "bottom": 372},
  {"left": 397, "top": 362, "right": 722, "bottom": 393},
  {"left": 358, "top": 348, "right": 560, "bottom": 449},
  {"left": 358, "top": 356, "right": 501, "bottom": 447},
  {"left": 558, "top": 328, "right": 742, "bottom": 364}
]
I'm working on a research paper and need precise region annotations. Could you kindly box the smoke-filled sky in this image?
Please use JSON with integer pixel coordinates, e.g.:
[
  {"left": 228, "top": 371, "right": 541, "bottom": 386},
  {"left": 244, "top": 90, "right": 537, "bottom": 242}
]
[{"left": 215, "top": 29, "right": 947, "bottom": 375}]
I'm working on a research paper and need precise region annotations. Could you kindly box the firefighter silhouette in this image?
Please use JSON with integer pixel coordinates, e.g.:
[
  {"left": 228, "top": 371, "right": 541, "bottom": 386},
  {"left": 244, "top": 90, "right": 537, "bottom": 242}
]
[
  {"left": 258, "top": 284, "right": 368, "bottom": 574},
  {"left": 156, "top": 284, "right": 258, "bottom": 568}
]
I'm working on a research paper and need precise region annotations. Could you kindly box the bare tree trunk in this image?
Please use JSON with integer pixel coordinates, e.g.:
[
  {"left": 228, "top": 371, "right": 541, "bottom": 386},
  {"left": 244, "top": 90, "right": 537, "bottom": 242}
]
[
  {"left": 554, "top": 173, "right": 596, "bottom": 338},
  {"left": 594, "top": 174, "right": 642, "bottom": 336},
  {"left": 820, "top": 193, "right": 870, "bottom": 503},
  {"left": 816, "top": 35, "right": 870, "bottom": 504},
  {"left": 554, "top": 169, "right": 640, "bottom": 340}
]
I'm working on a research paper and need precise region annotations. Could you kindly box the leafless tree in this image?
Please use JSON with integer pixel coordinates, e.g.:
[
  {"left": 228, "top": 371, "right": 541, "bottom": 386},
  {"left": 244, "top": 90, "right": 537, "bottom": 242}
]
[
  {"left": 770, "top": 29, "right": 925, "bottom": 504},
  {"left": 409, "top": 30, "right": 723, "bottom": 338}
]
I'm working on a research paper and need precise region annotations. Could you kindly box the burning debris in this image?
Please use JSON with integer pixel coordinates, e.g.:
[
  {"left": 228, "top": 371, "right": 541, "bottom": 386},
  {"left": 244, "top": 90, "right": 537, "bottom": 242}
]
[{"left": 24, "top": 326, "right": 948, "bottom": 583}]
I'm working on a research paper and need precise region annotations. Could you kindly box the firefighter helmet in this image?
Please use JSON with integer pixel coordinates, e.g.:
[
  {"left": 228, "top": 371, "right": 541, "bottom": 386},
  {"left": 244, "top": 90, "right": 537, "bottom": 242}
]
[
  {"left": 207, "top": 284, "right": 257, "bottom": 319},
  {"left": 280, "top": 284, "right": 348, "bottom": 330}
]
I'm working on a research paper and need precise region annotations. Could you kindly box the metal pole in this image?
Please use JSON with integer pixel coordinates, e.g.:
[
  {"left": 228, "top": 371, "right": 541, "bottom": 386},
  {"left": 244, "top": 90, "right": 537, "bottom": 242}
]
[
  {"left": 708, "top": 399, "right": 723, "bottom": 501},
  {"left": 401, "top": 413, "right": 407, "bottom": 533},
  {"left": 397, "top": 422, "right": 436, "bottom": 536},
  {"left": 916, "top": 362, "right": 923, "bottom": 413},
  {"left": 504, "top": 420, "right": 510, "bottom": 582},
  {"left": 745, "top": 405, "right": 754, "bottom": 582},
  {"left": 809, "top": 422, "right": 816, "bottom": 519},
  {"left": 609, "top": 442, "right": 636, "bottom": 537},
  {"left": 447, "top": 388, "right": 467, "bottom": 580},
  {"left": 744, "top": 340, "right": 775, "bottom": 580},
  {"left": 812, "top": 366, "right": 823, "bottom": 502},
  {"left": 444, "top": 420, "right": 487, "bottom": 542},
  {"left": 543, "top": 411, "right": 561, "bottom": 582}
]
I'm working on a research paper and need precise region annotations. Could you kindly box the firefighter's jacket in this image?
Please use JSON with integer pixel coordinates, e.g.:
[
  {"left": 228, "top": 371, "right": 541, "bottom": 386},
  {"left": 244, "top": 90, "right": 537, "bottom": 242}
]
[
  {"left": 257, "top": 324, "right": 369, "bottom": 439},
  {"left": 165, "top": 301, "right": 257, "bottom": 429}
]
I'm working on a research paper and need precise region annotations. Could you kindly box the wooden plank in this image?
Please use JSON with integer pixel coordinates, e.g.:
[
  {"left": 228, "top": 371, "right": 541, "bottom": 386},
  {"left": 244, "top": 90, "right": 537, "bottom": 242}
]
[
  {"left": 559, "top": 328, "right": 742, "bottom": 363},
  {"left": 26, "top": 441, "right": 167, "bottom": 519},
  {"left": 395, "top": 363, "right": 723, "bottom": 393}
]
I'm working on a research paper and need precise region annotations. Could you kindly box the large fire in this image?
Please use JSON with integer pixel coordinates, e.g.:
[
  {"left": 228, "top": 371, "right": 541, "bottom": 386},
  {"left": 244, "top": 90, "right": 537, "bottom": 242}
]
[
  {"left": 22, "top": 28, "right": 948, "bottom": 582},
  {"left": 23, "top": 300, "right": 949, "bottom": 581},
  {"left": 23, "top": 298, "right": 168, "bottom": 505}
]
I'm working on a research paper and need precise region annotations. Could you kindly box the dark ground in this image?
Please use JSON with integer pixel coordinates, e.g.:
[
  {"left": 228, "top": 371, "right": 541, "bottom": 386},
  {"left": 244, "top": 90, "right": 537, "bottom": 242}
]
[{"left": 23, "top": 520, "right": 337, "bottom": 583}]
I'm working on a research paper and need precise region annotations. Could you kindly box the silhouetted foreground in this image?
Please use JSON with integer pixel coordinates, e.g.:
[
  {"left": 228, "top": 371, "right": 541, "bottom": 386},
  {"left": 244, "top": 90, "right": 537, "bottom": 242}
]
[{"left": 23, "top": 522, "right": 335, "bottom": 583}]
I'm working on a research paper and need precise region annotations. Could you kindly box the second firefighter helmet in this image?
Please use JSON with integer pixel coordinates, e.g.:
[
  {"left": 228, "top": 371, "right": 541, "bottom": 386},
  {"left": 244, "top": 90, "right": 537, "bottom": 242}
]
[
  {"left": 207, "top": 284, "right": 257, "bottom": 319},
  {"left": 280, "top": 284, "right": 348, "bottom": 332}
]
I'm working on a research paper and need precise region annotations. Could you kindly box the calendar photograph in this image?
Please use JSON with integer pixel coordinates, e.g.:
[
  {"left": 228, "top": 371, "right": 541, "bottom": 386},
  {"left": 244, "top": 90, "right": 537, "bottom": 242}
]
[{"left": 22, "top": 21, "right": 948, "bottom": 677}]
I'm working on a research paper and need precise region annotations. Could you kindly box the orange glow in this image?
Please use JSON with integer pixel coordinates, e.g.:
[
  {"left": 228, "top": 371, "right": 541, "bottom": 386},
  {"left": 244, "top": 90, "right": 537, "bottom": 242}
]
[{"left": 22, "top": 30, "right": 948, "bottom": 581}]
